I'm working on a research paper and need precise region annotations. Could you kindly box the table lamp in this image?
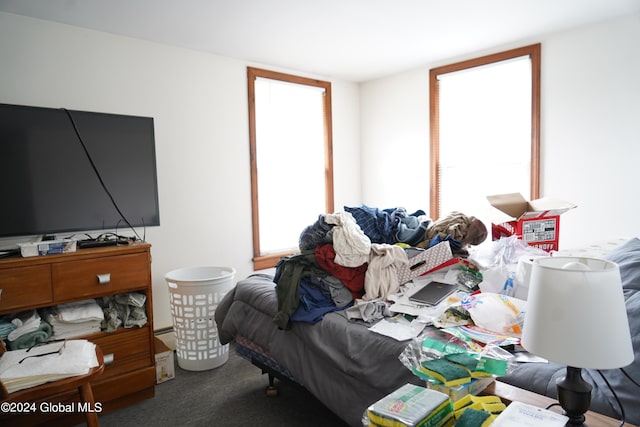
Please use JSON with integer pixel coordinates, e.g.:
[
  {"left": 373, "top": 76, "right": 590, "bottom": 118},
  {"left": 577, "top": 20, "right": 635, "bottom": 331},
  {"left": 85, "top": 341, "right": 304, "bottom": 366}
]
[{"left": 521, "top": 256, "right": 633, "bottom": 425}]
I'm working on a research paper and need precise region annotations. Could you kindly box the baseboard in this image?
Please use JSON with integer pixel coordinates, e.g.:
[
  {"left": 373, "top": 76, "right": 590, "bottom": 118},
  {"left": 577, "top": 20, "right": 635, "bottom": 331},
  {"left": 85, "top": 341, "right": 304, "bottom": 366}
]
[{"left": 154, "top": 326, "right": 174, "bottom": 336}]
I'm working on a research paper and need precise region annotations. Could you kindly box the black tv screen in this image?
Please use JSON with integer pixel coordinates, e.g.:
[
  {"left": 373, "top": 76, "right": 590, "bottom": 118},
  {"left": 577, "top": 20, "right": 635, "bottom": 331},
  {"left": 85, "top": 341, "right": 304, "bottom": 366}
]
[{"left": 0, "top": 103, "right": 160, "bottom": 239}]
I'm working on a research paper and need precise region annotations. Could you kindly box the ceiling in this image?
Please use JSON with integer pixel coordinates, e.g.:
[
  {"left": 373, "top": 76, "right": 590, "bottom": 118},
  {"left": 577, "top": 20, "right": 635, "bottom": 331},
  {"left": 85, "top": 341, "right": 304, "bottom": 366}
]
[{"left": 1, "top": 0, "right": 639, "bottom": 82}]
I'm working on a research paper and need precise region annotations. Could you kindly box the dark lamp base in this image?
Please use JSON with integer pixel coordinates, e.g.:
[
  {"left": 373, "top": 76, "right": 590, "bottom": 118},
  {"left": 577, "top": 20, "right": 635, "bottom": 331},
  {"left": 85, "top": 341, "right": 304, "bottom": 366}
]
[{"left": 557, "top": 366, "right": 592, "bottom": 425}]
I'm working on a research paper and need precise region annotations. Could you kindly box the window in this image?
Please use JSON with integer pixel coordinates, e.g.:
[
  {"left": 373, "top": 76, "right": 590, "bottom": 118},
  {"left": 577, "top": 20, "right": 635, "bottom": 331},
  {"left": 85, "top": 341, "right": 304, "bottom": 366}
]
[
  {"left": 429, "top": 44, "right": 540, "bottom": 220},
  {"left": 247, "top": 67, "right": 334, "bottom": 270}
]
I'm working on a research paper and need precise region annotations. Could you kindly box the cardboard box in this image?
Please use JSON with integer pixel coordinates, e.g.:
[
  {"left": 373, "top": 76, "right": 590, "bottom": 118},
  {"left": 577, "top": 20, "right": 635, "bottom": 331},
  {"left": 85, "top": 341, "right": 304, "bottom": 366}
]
[
  {"left": 397, "top": 241, "right": 453, "bottom": 285},
  {"left": 487, "top": 193, "right": 576, "bottom": 252},
  {"left": 155, "top": 337, "right": 175, "bottom": 384}
]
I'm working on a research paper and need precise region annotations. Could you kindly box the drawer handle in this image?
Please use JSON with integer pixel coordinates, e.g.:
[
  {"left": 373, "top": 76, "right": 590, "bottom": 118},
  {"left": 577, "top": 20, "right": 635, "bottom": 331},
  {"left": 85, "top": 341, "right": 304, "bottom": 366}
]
[
  {"left": 104, "top": 353, "right": 115, "bottom": 365},
  {"left": 97, "top": 273, "right": 111, "bottom": 285}
]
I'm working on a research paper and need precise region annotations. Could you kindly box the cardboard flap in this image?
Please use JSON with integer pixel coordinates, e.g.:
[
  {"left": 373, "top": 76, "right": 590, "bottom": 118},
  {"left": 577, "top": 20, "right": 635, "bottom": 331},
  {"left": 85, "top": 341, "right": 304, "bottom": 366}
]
[
  {"left": 488, "top": 193, "right": 576, "bottom": 221},
  {"left": 486, "top": 193, "right": 529, "bottom": 220},
  {"left": 528, "top": 197, "right": 577, "bottom": 213}
]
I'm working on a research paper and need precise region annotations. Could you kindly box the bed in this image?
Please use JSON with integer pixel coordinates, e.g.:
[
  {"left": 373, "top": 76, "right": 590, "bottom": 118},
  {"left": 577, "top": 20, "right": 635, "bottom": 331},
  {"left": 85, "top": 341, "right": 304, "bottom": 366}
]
[
  {"left": 215, "top": 273, "right": 421, "bottom": 427},
  {"left": 215, "top": 237, "right": 640, "bottom": 427}
]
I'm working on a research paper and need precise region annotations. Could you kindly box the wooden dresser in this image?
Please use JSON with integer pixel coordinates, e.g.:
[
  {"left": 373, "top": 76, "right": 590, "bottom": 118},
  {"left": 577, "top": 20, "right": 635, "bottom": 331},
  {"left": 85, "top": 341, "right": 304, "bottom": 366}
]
[{"left": 0, "top": 243, "right": 155, "bottom": 426}]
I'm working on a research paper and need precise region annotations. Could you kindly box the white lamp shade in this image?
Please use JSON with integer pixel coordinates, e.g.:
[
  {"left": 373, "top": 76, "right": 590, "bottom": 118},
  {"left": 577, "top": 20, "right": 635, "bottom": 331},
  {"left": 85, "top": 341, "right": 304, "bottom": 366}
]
[{"left": 521, "top": 257, "right": 633, "bottom": 369}]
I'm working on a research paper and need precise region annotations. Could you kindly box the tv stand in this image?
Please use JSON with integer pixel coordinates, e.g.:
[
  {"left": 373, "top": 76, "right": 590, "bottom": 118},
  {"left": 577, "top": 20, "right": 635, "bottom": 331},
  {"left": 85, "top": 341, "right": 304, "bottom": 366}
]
[{"left": 0, "top": 243, "right": 155, "bottom": 426}]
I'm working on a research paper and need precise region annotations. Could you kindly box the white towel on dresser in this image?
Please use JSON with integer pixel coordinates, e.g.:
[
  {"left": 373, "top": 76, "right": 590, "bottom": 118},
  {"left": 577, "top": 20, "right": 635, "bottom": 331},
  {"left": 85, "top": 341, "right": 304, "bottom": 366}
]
[{"left": 56, "top": 299, "right": 104, "bottom": 323}]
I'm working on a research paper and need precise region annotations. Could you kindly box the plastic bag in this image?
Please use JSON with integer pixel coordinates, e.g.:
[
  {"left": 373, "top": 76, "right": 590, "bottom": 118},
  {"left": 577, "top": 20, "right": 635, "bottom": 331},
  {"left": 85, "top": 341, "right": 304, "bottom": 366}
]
[
  {"left": 460, "top": 292, "right": 526, "bottom": 337},
  {"left": 399, "top": 327, "right": 516, "bottom": 384},
  {"left": 469, "top": 236, "right": 548, "bottom": 296}
]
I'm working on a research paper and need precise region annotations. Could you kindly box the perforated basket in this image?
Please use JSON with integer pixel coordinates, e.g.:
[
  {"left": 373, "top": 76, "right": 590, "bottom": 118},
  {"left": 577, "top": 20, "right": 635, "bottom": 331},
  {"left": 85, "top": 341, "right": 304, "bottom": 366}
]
[{"left": 165, "top": 266, "right": 235, "bottom": 371}]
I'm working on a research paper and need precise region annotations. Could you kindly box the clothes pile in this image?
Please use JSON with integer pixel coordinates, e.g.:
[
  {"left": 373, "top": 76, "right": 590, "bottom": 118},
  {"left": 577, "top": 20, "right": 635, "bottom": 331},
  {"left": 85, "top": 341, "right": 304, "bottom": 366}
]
[
  {"left": 0, "top": 310, "right": 53, "bottom": 350},
  {"left": 1, "top": 293, "right": 149, "bottom": 351},
  {"left": 98, "top": 292, "right": 148, "bottom": 332},
  {"left": 274, "top": 205, "right": 487, "bottom": 329}
]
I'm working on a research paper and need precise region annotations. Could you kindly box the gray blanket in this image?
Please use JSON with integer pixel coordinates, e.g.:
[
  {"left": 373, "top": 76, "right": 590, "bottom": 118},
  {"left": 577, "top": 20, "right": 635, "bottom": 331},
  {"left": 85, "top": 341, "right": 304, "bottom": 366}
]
[{"left": 215, "top": 273, "right": 419, "bottom": 427}]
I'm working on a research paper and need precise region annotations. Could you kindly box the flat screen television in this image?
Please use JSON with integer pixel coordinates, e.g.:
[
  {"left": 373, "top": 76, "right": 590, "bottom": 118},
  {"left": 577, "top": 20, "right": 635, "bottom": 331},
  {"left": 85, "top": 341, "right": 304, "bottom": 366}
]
[{"left": 0, "top": 103, "right": 160, "bottom": 240}]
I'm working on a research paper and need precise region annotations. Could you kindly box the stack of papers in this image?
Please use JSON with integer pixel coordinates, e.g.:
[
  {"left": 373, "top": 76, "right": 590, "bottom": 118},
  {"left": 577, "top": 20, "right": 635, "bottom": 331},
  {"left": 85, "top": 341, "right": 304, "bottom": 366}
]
[
  {"left": 0, "top": 339, "right": 98, "bottom": 393},
  {"left": 492, "top": 401, "right": 568, "bottom": 427}
]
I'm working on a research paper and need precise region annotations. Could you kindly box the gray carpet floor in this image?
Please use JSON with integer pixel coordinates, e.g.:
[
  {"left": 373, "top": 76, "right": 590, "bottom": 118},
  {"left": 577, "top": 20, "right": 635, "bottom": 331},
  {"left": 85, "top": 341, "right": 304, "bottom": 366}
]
[{"left": 95, "top": 342, "right": 350, "bottom": 427}]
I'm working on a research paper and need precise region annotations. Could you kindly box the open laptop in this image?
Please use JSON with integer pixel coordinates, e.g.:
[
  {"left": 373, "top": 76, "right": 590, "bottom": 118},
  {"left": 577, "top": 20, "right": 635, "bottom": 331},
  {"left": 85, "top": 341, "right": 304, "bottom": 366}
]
[{"left": 408, "top": 281, "right": 458, "bottom": 306}]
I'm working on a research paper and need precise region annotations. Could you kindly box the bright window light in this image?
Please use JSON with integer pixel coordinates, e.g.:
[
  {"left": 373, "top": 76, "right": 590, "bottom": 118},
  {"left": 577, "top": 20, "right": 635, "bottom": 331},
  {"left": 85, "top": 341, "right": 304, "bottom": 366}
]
[{"left": 254, "top": 77, "right": 327, "bottom": 253}]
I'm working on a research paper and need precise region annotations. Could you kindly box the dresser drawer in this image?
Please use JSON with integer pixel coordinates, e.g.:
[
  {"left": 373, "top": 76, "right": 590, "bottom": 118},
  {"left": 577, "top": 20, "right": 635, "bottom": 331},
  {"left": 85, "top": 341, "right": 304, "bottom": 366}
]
[
  {"left": 93, "top": 365, "right": 156, "bottom": 406},
  {"left": 91, "top": 326, "right": 153, "bottom": 379},
  {"left": 52, "top": 252, "right": 149, "bottom": 301},
  {"left": 0, "top": 265, "right": 52, "bottom": 313}
]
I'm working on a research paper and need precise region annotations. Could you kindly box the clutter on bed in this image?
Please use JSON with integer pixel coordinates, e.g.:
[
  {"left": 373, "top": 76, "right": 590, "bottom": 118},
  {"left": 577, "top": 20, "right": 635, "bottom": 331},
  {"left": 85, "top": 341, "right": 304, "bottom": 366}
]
[
  {"left": 217, "top": 203, "right": 639, "bottom": 427},
  {"left": 273, "top": 206, "right": 486, "bottom": 330},
  {"left": 399, "top": 326, "right": 514, "bottom": 400},
  {"left": 468, "top": 235, "right": 549, "bottom": 300}
]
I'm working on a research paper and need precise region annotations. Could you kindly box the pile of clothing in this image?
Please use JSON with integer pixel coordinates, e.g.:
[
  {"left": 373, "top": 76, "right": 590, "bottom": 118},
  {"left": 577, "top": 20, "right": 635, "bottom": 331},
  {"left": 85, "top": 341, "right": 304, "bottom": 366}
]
[
  {"left": 0, "top": 310, "right": 52, "bottom": 350},
  {"left": 274, "top": 205, "right": 487, "bottom": 329},
  {"left": 1, "top": 293, "right": 149, "bottom": 350},
  {"left": 98, "top": 292, "right": 148, "bottom": 332}
]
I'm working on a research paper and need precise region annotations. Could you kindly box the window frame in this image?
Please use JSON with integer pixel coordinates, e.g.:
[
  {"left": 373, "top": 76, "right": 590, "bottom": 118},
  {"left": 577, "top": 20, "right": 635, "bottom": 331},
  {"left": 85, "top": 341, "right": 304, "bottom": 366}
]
[
  {"left": 247, "top": 67, "right": 334, "bottom": 270},
  {"left": 429, "top": 44, "right": 541, "bottom": 220}
]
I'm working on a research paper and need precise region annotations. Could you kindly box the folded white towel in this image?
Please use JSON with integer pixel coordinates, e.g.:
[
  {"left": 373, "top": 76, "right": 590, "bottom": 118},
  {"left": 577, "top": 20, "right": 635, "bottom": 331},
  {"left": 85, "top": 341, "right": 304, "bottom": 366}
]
[
  {"left": 51, "top": 323, "right": 101, "bottom": 340},
  {"left": 57, "top": 299, "right": 104, "bottom": 323}
]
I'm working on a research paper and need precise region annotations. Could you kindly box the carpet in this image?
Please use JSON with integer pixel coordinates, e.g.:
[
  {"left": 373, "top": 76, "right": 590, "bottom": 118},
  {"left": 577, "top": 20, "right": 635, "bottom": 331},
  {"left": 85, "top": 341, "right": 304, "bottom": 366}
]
[{"left": 95, "top": 342, "right": 351, "bottom": 427}]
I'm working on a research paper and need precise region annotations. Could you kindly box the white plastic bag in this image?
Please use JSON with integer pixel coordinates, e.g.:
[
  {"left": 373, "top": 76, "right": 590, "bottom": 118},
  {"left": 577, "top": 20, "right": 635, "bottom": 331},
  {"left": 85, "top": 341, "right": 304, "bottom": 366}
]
[
  {"left": 469, "top": 236, "right": 547, "bottom": 296},
  {"left": 460, "top": 292, "right": 526, "bottom": 337}
]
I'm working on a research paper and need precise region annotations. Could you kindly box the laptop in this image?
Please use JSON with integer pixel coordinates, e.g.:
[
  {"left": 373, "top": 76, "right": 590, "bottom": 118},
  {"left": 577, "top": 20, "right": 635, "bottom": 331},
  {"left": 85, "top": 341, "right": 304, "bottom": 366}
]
[{"left": 408, "top": 281, "right": 458, "bottom": 306}]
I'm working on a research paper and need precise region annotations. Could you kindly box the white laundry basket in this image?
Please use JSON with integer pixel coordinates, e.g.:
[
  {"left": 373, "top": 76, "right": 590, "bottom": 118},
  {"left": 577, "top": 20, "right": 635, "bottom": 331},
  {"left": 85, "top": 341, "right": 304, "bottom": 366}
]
[{"left": 165, "top": 266, "right": 235, "bottom": 371}]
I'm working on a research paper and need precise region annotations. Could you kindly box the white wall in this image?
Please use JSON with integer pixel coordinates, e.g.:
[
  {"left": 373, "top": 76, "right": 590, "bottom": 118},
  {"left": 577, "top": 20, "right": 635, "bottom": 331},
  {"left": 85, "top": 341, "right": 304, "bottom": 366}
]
[
  {"left": 0, "top": 12, "right": 361, "bottom": 328},
  {"left": 359, "top": 70, "right": 430, "bottom": 214},
  {"left": 2, "top": 10, "right": 638, "bottom": 327},
  {"left": 360, "top": 13, "right": 640, "bottom": 249}
]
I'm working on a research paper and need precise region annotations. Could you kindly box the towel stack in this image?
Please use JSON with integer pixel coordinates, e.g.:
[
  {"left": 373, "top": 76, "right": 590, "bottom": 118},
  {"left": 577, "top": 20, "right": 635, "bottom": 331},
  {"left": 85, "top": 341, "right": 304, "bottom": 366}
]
[
  {"left": 1, "top": 310, "right": 53, "bottom": 350},
  {"left": 41, "top": 299, "right": 104, "bottom": 340},
  {"left": 0, "top": 316, "right": 18, "bottom": 342}
]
